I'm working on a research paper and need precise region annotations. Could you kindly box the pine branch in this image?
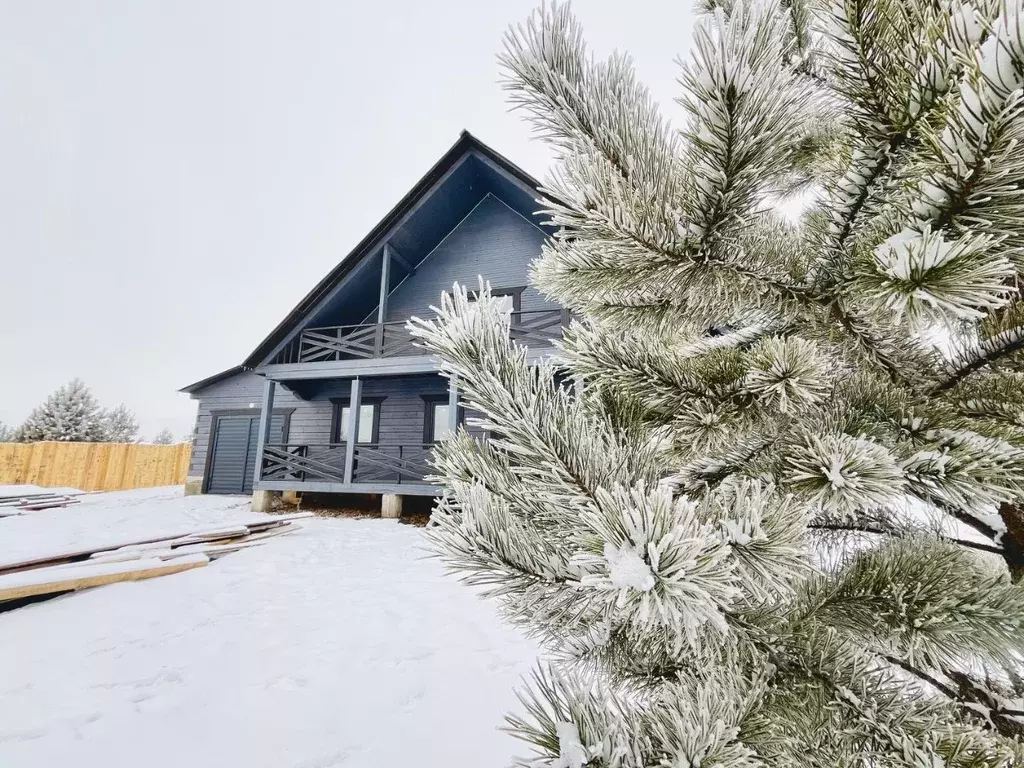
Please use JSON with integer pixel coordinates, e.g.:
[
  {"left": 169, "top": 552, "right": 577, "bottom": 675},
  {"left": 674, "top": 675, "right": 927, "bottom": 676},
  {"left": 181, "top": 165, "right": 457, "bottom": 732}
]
[
  {"left": 944, "top": 668, "right": 1024, "bottom": 740},
  {"left": 882, "top": 653, "right": 961, "bottom": 699},
  {"left": 808, "top": 522, "right": 1005, "bottom": 555},
  {"left": 881, "top": 654, "right": 1024, "bottom": 739},
  {"left": 934, "top": 326, "right": 1024, "bottom": 393}
]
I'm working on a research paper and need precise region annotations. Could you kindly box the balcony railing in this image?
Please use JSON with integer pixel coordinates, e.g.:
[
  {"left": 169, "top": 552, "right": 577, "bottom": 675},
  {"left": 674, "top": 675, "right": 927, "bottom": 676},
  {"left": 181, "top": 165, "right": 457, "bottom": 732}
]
[
  {"left": 271, "top": 309, "right": 569, "bottom": 364},
  {"left": 260, "top": 442, "right": 434, "bottom": 486}
]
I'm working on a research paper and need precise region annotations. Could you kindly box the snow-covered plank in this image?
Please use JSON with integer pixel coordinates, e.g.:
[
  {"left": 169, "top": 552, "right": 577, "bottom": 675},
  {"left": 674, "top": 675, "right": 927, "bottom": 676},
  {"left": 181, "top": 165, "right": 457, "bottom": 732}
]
[
  {"left": 0, "top": 524, "right": 248, "bottom": 574},
  {"left": 237, "top": 512, "right": 315, "bottom": 530},
  {"left": 0, "top": 497, "right": 64, "bottom": 508},
  {"left": 170, "top": 525, "right": 302, "bottom": 559},
  {"left": 0, "top": 508, "right": 312, "bottom": 574},
  {"left": 90, "top": 525, "right": 253, "bottom": 558},
  {"left": 16, "top": 499, "right": 82, "bottom": 512},
  {"left": 85, "top": 524, "right": 301, "bottom": 564},
  {"left": 66, "top": 550, "right": 151, "bottom": 567},
  {"left": 0, "top": 554, "right": 209, "bottom": 602},
  {"left": 167, "top": 524, "right": 253, "bottom": 546}
]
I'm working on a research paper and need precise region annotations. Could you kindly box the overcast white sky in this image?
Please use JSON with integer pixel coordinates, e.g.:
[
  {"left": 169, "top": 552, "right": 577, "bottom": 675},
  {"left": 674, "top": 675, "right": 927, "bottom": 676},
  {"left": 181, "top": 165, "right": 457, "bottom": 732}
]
[{"left": 0, "top": 1, "right": 695, "bottom": 440}]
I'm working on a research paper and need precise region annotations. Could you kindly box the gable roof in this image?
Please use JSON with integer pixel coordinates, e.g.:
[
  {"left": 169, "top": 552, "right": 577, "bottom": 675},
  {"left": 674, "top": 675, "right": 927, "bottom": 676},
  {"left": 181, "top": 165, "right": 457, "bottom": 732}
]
[{"left": 179, "top": 130, "right": 551, "bottom": 395}]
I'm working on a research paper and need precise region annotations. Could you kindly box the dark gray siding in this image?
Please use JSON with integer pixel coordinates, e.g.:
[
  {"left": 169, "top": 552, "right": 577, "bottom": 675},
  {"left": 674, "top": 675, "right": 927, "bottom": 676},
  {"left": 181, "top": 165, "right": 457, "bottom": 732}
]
[
  {"left": 280, "top": 374, "right": 451, "bottom": 446},
  {"left": 188, "top": 372, "right": 303, "bottom": 478},
  {"left": 383, "top": 194, "right": 557, "bottom": 322},
  {"left": 364, "top": 375, "right": 449, "bottom": 444}
]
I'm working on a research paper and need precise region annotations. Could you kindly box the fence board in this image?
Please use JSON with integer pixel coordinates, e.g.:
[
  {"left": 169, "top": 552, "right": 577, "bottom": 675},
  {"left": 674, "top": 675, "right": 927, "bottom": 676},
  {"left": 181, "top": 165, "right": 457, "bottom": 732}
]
[{"left": 0, "top": 442, "right": 192, "bottom": 492}]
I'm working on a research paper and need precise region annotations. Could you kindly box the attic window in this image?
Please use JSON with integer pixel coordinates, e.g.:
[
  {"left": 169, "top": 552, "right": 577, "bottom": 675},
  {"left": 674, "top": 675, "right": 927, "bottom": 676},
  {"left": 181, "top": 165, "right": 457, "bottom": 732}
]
[{"left": 467, "top": 286, "right": 524, "bottom": 316}]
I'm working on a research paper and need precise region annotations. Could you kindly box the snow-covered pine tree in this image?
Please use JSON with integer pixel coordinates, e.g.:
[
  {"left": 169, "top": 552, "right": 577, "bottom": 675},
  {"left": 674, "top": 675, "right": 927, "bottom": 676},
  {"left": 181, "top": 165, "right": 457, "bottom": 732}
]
[
  {"left": 408, "top": 1, "right": 1024, "bottom": 764},
  {"left": 0, "top": 422, "right": 14, "bottom": 442},
  {"left": 17, "top": 379, "right": 107, "bottom": 443},
  {"left": 152, "top": 427, "right": 175, "bottom": 445},
  {"left": 101, "top": 403, "right": 140, "bottom": 443}
]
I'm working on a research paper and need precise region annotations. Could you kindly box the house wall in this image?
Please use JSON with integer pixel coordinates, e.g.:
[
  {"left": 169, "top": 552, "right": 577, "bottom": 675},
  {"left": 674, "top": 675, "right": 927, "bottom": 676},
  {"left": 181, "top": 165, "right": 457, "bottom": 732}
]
[
  {"left": 186, "top": 371, "right": 301, "bottom": 483},
  {"left": 188, "top": 197, "right": 545, "bottom": 491},
  {"left": 187, "top": 370, "right": 460, "bottom": 491},
  {"left": 383, "top": 194, "right": 558, "bottom": 322}
]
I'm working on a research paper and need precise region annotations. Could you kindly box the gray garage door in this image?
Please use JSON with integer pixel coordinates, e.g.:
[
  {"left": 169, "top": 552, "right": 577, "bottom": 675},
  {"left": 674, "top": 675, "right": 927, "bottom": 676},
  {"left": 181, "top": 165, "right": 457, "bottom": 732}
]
[{"left": 206, "top": 413, "right": 287, "bottom": 495}]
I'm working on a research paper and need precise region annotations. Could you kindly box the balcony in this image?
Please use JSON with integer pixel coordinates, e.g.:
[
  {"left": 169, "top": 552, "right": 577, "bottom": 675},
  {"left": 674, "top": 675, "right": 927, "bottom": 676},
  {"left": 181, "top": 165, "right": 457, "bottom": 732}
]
[{"left": 272, "top": 309, "right": 569, "bottom": 365}]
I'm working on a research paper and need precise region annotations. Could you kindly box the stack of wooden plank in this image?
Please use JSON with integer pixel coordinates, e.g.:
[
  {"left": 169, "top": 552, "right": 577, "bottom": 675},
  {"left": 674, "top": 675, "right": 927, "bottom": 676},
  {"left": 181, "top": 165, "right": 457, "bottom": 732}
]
[
  {"left": 0, "top": 491, "right": 84, "bottom": 517},
  {"left": 0, "top": 512, "right": 312, "bottom": 604}
]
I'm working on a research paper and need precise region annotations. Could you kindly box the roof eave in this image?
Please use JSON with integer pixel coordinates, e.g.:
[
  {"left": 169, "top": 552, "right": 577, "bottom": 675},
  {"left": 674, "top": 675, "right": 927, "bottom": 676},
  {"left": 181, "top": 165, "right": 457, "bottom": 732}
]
[{"left": 178, "top": 365, "right": 248, "bottom": 395}]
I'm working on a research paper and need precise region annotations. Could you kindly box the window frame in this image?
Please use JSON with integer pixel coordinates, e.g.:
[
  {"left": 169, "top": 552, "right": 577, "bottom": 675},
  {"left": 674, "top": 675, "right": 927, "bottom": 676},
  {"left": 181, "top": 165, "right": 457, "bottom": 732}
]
[
  {"left": 421, "top": 394, "right": 462, "bottom": 444},
  {"left": 329, "top": 396, "right": 385, "bottom": 444},
  {"left": 467, "top": 286, "right": 525, "bottom": 315}
]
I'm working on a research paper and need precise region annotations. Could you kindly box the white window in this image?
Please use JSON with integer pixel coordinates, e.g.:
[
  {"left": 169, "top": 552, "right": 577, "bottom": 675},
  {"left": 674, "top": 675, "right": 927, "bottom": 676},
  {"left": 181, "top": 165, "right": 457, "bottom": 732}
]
[
  {"left": 336, "top": 403, "right": 376, "bottom": 443},
  {"left": 489, "top": 294, "right": 515, "bottom": 316},
  {"left": 467, "top": 289, "right": 519, "bottom": 318},
  {"left": 429, "top": 402, "right": 452, "bottom": 443}
]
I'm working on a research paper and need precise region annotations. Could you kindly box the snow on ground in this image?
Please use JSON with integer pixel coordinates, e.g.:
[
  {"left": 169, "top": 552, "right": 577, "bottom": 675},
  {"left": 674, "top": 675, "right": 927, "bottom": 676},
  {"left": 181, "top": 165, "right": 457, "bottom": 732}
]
[
  {"left": 0, "top": 486, "right": 539, "bottom": 768},
  {"left": 0, "top": 486, "right": 255, "bottom": 565}
]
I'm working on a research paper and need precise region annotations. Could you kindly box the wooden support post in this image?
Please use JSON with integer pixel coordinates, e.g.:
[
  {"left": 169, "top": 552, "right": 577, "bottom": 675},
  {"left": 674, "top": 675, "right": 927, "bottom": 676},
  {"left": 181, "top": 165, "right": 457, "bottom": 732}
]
[
  {"left": 387, "top": 245, "right": 415, "bottom": 275},
  {"left": 447, "top": 375, "right": 459, "bottom": 434},
  {"left": 376, "top": 244, "right": 392, "bottom": 355},
  {"left": 381, "top": 494, "right": 403, "bottom": 519},
  {"left": 343, "top": 377, "right": 363, "bottom": 484},
  {"left": 253, "top": 379, "right": 276, "bottom": 488}
]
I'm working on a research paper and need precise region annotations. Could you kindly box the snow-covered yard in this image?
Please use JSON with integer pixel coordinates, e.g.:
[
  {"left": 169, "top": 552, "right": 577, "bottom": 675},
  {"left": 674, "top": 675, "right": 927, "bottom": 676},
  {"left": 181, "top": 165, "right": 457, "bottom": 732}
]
[{"left": 0, "top": 486, "right": 538, "bottom": 768}]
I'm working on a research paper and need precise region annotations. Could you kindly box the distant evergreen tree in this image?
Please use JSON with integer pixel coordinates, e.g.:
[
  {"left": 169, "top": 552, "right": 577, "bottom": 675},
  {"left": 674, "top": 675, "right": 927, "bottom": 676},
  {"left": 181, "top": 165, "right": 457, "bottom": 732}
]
[
  {"left": 101, "top": 403, "right": 140, "bottom": 443},
  {"left": 152, "top": 427, "right": 175, "bottom": 445},
  {"left": 0, "top": 422, "right": 14, "bottom": 442},
  {"left": 17, "top": 379, "right": 107, "bottom": 442}
]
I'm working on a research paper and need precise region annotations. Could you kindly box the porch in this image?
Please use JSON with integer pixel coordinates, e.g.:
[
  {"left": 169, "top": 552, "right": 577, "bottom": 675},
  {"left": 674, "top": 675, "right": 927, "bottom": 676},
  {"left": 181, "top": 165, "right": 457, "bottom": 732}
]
[{"left": 250, "top": 372, "right": 461, "bottom": 498}]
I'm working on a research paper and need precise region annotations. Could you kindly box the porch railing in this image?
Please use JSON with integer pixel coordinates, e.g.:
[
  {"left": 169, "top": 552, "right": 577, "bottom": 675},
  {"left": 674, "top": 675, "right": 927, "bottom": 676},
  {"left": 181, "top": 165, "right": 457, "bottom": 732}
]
[
  {"left": 260, "top": 442, "right": 435, "bottom": 486},
  {"left": 271, "top": 309, "right": 569, "bottom": 364}
]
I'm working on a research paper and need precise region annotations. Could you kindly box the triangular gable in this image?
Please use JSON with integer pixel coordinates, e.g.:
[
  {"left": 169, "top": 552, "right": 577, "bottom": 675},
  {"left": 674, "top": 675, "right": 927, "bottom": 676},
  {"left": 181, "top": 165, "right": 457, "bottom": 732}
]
[{"left": 240, "top": 131, "right": 554, "bottom": 370}]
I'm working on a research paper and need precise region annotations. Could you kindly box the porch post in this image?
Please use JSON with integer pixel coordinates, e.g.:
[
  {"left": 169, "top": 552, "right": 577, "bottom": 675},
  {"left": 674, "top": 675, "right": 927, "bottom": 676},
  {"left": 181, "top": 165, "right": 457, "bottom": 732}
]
[
  {"left": 447, "top": 375, "right": 459, "bottom": 434},
  {"left": 253, "top": 378, "right": 276, "bottom": 487},
  {"left": 375, "top": 244, "right": 392, "bottom": 355},
  {"left": 343, "top": 377, "right": 363, "bottom": 484}
]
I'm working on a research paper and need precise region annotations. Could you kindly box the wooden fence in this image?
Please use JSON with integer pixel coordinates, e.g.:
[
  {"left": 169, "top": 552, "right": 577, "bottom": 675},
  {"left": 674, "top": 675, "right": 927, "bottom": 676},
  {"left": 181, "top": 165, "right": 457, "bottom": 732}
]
[{"left": 0, "top": 442, "right": 192, "bottom": 492}]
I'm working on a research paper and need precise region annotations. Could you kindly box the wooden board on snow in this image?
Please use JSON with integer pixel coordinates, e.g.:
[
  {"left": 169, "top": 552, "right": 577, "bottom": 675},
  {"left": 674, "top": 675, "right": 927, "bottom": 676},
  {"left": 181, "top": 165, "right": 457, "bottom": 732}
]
[
  {"left": 17, "top": 499, "right": 82, "bottom": 512},
  {"left": 236, "top": 512, "right": 314, "bottom": 530},
  {"left": 84, "top": 523, "right": 302, "bottom": 565},
  {"left": 0, "top": 492, "right": 84, "bottom": 506},
  {"left": 170, "top": 524, "right": 302, "bottom": 558},
  {"left": 0, "top": 513, "right": 313, "bottom": 575},
  {"left": 0, "top": 495, "right": 67, "bottom": 507},
  {"left": 0, "top": 554, "right": 209, "bottom": 602}
]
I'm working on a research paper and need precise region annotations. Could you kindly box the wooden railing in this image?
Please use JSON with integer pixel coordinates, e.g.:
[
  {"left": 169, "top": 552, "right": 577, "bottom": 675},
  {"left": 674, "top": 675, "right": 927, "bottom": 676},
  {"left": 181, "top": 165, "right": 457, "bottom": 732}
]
[
  {"left": 272, "top": 309, "right": 569, "bottom": 364},
  {"left": 261, "top": 444, "right": 348, "bottom": 483},
  {"left": 351, "top": 443, "right": 433, "bottom": 484},
  {"left": 260, "top": 442, "right": 434, "bottom": 486},
  {"left": 298, "top": 323, "right": 417, "bottom": 363}
]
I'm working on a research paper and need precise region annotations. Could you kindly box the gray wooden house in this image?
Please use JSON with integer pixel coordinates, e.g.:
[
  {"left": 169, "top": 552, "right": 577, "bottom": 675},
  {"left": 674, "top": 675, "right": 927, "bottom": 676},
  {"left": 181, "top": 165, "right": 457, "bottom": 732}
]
[{"left": 179, "top": 132, "right": 566, "bottom": 512}]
